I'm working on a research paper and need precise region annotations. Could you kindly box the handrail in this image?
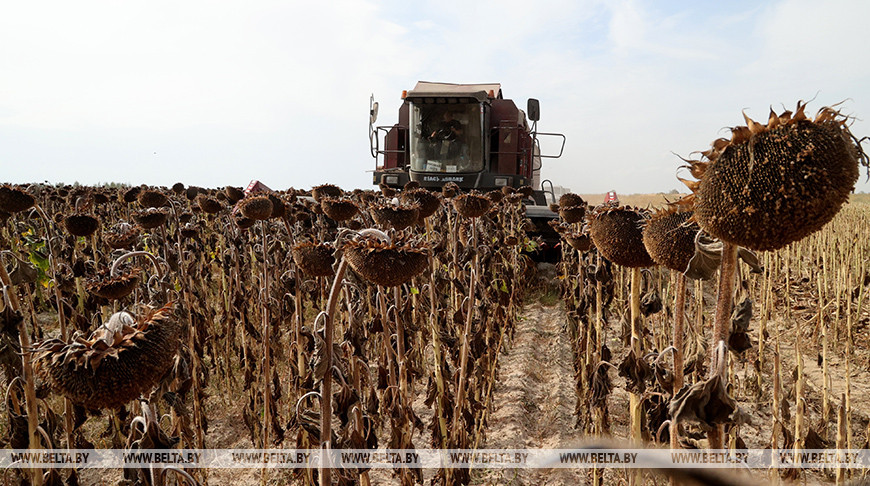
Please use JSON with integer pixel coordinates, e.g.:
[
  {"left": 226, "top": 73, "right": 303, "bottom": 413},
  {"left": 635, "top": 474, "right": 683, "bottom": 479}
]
[
  {"left": 541, "top": 179, "right": 556, "bottom": 204},
  {"left": 372, "top": 125, "right": 408, "bottom": 169},
  {"left": 532, "top": 131, "right": 566, "bottom": 158}
]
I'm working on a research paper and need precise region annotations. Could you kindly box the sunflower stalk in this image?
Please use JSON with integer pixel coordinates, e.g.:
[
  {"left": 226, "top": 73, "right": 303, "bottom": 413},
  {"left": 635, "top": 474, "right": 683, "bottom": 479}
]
[
  {"left": 0, "top": 262, "right": 43, "bottom": 486},
  {"left": 837, "top": 396, "right": 848, "bottom": 484},
  {"left": 708, "top": 241, "right": 738, "bottom": 450},
  {"left": 671, "top": 272, "right": 687, "bottom": 451},
  {"left": 319, "top": 256, "right": 350, "bottom": 486},
  {"left": 169, "top": 199, "right": 205, "bottom": 453},
  {"left": 425, "top": 218, "right": 449, "bottom": 447},
  {"left": 452, "top": 216, "right": 479, "bottom": 448},
  {"left": 259, "top": 221, "right": 272, "bottom": 452},
  {"left": 628, "top": 266, "right": 643, "bottom": 486}
]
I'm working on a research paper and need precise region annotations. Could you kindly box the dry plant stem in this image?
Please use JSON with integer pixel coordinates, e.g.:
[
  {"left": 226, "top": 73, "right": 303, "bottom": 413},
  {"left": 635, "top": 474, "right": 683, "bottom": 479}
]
[
  {"left": 376, "top": 288, "right": 398, "bottom": 388},
  {"left": 259, "top": 221, "right": 272, "bottom": 451},
  {"left": 220, "top": 255, "right": 235, "bottom": 400},
  {"left": 429, "top": 335, "right": 449, "bottom": 442},
  {"left": 757, "top": 252, "right": 771, "bottom": 397},
  {"left": 32, "top": 205, "right": 68, "bottom": 339},
  {"left": 183, "top": 273, "right": 204, "bottom": 450},
  {"left": 452, "top": 270, "right": 476, "bottom": 438},
  {"left": 847, "top": 262, "right": 858, "bottom": 452},
  {"left": 671, "top": 272, "right": 687, "bottom": 451},
  {"left": 257, "top": 222, "right": 273, "bottom": 486},
  {"left": 449, "top": 210, "right": 459, "bottom": 313},
  {"left": 819, "top": 273, "right": 830, "bottom": 430},
  {"left": 320, "top": 257, "right": 349, "bottom": 486},
  {"left": 452, "top": 217, "right": 479, "bottom": 446},
  {"left": 771, "top": 338, "right": 782, "bottom": 476},
  {"left": 393, "top": 285, "right": 408, "bottom": 397},
  {"left": 169, "top": 202, "right": 205, "bottom": 454},
  {"left": 837, "top": 396, "right": 847, "bottom": 484},
  {"left": 16, "top": 205, "right": 78, "bottom": 457},
  {"left": 581, "top": 258, "right": 591, "bottom": 396},
  {"left": 111, "top": 250, "right": 165, "bottom": 279},
  {"left": 629, "top": 267, "right": 643, "bottom": 486},
  {"left": 594, "top": 252, "right": 604, "bottom": 358},
  {"left": 794, "top": 292, "right": 805, "bottom": 461},
  {"left": 472, "top": 320, "right": 507, "bottom": 449},
  {"left": 693, "top": 279, "right": 703, "bottom": 382},
  {"left": 296, "top": 271, "right": 306, "bottom": 376},
  {"left": 426, "top": 227, "right": 449, "bottom": 445},
  {"left": 629, "top": 267, "right": 643, "bottom": 430},
  {"left": 711, "top": 242, "right": 737, "bottom": 369},
  {"left": 0, "top": 263, "right": 43, "bottom": 486},
  {"left": 707, "top": 241, "right": 738, "bottom": 450}
]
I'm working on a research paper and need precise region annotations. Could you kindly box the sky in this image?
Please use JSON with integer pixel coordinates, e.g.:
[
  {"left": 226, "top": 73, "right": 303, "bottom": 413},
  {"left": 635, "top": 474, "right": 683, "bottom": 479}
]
[{"left": 2, "top": 0, "right": 869, "bottom": 194}]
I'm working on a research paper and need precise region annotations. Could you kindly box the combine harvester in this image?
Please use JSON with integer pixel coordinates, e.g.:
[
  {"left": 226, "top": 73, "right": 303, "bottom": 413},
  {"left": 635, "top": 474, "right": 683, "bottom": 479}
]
[{"left": 368, "top": 81, "right": 566, "bottom": 248}]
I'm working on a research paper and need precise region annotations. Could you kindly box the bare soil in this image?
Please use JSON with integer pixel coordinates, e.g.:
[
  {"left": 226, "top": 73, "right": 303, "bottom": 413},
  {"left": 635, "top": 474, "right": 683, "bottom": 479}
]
[{"left": 472, "top": 299, "right": 586, "bottom": 486}]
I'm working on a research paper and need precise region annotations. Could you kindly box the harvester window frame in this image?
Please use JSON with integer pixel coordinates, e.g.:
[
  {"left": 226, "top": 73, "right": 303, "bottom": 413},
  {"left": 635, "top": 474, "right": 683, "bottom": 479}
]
[{"left": 408, "top": 101, "right": 484, "bottom": 174}]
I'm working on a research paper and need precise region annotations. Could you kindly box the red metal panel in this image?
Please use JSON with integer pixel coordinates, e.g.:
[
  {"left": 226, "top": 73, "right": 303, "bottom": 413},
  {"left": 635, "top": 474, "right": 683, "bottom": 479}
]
[
  {"left": 245, "top": 180, "right": 272, "bottom": 194},
  {"left": 489, "top": 99, "right": 519, "bottom": 131},
  {"left": 518, "top": 131, "right": 533, "bottom": 179},
  {"left": 384, "top": 125, "right": 406, "bottom": 169},
  {"left": 496, "top": 123, "right": 518, "bottom": 175},
  {"left": 490, "top": 99, "right": 524, "bottom": 176},
  {"left": 383, "top": 101, "right": 410, "bottom": 170}
]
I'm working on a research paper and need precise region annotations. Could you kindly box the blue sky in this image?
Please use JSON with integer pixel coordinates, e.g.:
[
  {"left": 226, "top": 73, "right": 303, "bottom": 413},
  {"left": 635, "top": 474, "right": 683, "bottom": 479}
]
[{"left": 2, "top": 0, "right": 869, "bottom": 194}]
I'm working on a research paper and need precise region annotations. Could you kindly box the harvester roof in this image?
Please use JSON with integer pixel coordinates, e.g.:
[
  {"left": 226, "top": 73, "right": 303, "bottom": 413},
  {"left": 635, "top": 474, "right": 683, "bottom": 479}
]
[{"left": 405, "top": 81, "right": 502, "bottom": 102}]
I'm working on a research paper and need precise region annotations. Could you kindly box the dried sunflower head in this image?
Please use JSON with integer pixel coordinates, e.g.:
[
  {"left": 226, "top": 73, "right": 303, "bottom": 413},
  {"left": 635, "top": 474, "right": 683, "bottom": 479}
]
[
  {"left": 86, "top": 267, "right": 141, "bottom": 300},
  {"left": 588, "top": 206, "right": 655, "bottom": 268},
  {"left": 559, "top": 193, "right": 585, "bottom": 208},
  {"left": 132, "top": 208, "right": 168, "bottom": 229},
  {"left": 196, "top": 194, "right": 223, "bottom": 214},
  {"left": 0, "top": 185, "right": 35, "bottom": 214},
  {"left": 559, "top": 205, "right": 586, "bottom": 224},
  {"left": 685, "top": 102, "right": 866, "bottom": 251},
  {"left": 343, "top": 235, "right": 429, "bottom": 287},
  {"left": 453, "top": 192, "right": 491, "bottom": 219},
  {"left": 31, "top": 303, "right": 180, "bottom": 409},
  {"left": 642, "top": 201, "right": 698, "bottom": 273},
  {"left": 137, "top": 190, "right": 168, "bottom": 209},
  {"left": 63, "top": 214, "right": 100, "bottom": 237},
  {"left": 104, "top": 222, "right": 140, "bottom": 250},
  {"left": 122, "top": 186, "right": 141, "bottom": 204},
  {"left": 238, "top": 196, "right": 273, "bottom": 221},
  {"left": 400, "top": 188, "right": 442, "bottom": 219},
  {"left": 321, "top": 197, "right": 359, "bottom": 222},
  {"left": 564, "top": 231, "right": 592, "bottom": 252},
  {"left": 311, "top": 184, "right": 343, "bottom": 203},
  {"left": 224, "top": 186, "right": 244, "bottom": 204},
  {"left": 370, "top": 202, "right": 420, "bottom": 231},
  {"left": 291, "top": 242, "right": 336, "bottom": 277}
]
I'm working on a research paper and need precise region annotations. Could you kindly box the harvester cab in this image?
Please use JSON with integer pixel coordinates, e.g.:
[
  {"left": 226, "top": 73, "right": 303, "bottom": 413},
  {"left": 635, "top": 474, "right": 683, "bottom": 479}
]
[{"left": 369, "top": 81, "right": 565, "bottom": 208}]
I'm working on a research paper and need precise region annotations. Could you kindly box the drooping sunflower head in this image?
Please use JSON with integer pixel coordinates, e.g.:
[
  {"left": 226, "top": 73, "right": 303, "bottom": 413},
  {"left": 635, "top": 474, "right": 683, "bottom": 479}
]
[{"left": 683, "top": 102, "right": 865, "bottom": 251}]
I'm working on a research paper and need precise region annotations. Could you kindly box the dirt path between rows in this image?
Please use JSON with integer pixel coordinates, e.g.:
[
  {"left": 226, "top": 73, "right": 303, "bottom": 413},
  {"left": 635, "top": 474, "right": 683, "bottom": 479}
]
[{"left": 472, "top": 299, "right": 587, "bottom": 485}]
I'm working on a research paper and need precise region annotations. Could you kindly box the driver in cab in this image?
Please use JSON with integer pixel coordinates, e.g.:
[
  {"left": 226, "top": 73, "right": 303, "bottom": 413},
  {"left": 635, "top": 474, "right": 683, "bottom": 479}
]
[
  {"left": 427, "top": 110, "right": 464, "bottom": 164},
  {"left": 429, "top": 110, "right": 463, "bottom": 142}
]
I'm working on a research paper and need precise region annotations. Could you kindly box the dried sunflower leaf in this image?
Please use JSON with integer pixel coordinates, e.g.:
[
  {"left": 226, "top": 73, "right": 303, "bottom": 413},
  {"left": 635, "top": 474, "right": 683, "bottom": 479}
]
[
  {"left": 685, "top": 232, "right": 763, "bottom": 279},
  {"left": 669, "top": 375, "right": 736, "bottom": 430}
]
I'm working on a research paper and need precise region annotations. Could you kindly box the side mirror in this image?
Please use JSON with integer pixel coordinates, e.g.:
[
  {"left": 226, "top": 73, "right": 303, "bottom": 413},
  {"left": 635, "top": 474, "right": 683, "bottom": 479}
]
[
  {"left": 370, "top": 96, "right": 379, "bottom": 125},
  {"left": 527, "top": 98, "right": 540, "bottom": 122}
]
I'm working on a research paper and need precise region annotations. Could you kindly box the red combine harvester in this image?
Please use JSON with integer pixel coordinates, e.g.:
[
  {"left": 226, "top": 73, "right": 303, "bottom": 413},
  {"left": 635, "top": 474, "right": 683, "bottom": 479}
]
[{"left": 368, "top": 81, "right": 565, "bottom": 242}]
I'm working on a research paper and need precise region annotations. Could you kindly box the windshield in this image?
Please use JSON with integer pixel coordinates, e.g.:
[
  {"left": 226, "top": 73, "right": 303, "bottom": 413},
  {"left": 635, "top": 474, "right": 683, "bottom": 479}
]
[{"left": 409, "top": 102, "right": 483, "bottom": 173}]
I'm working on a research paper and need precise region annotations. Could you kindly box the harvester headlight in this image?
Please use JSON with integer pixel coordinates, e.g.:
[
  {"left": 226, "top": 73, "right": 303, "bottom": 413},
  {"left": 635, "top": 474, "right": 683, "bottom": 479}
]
[
  {"left": 494, "top": 177, "right": 510, "bottom": 187},
  {"left": 383, "top": 175, "right": 399, "bottom": 185}
]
